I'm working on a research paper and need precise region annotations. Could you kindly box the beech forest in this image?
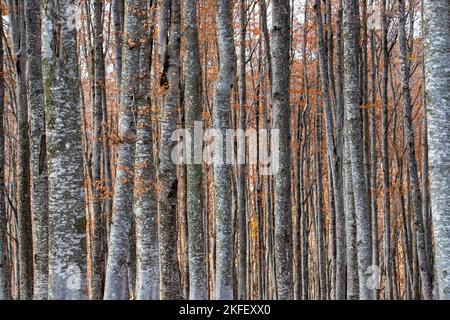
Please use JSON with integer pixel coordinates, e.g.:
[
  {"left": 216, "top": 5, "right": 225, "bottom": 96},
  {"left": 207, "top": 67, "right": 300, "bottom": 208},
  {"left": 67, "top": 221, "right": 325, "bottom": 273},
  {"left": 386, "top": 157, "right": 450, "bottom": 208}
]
[{"left": 0, "top": 0, "right": 449, "bottom": 301}]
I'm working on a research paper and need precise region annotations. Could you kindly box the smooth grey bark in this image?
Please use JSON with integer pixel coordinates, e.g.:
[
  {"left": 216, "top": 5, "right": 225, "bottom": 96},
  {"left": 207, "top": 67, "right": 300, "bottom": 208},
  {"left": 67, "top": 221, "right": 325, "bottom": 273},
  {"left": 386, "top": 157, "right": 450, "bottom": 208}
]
[
  {"left": 127, "top": 218, "right": 136, "bottom": 298},
  {"left": 369, "top": 0, "right": 379, "bottom": 300},
  {"left": 271, "top": 0, "right": 294, "bottom": 300},
  {"left": 104, "top": 0, "right": 142, "bottom": 300},
  {"left": 314, "top": 0, "right": 346, "bottom": 299},
  {"left": 423, "top": 0, "right": 450, "bottom": 300},
  {"left": 313, "top": 77, "right": 328, "bottom": 300},
  {"left": 421, "top": 58, "right": 434, "bottom": 298},
  {"left": 91, "top": 0, "right": 105, "bottom": 300},
  {"left": 158, "top": 0, "right": 182, "bottom": 300},
  {"left": 112, "top": 0, "right": 124, "bottom": 103},
  {"left": 157, "top": 0, "right": 169, "bottom": 67},
  {"left": 42, "top": 0, "right": 88, "bottom": 300},
  {"left": 0, "top": 11, "right": 12, "bottom": 300},
  {"left": 213, "top": 0, "right": 236, "bottom": 300},
  {"left": 343, "top": 122, "right": 359, "bottom": 300},
  {"left": 8, "top": 0, "right": 33, "bottom": 300},
  {"left": 25, "top": 0, "right": 49, "bottom": 300},
  {"left": 360, "top": 0, "right": 370, "bottom": 206},
  {"left": 380, "top": 0, "right": 392, "bottom": 299},
  {"left": 335, "top": 0, "right": 344, "bottom": 156},
  {"left": 343, "top": 0, "right": 372, "bottom": 300},
  {"left": 183, "top": 0, "right": 207, "bottom": 300},
  {"left": 180, "top": 170, "right": 189, "bottom": 299},
  {"left": 337, "top": 0, "right": 359, "bottom": 300},
  {"left": 237, "top": 0, "right": 247, "bottom": 300},
  {"left": 134, "top": 0, "right": 159, "bottom": 300},
  {"left": 397, "top": 0, "right": 432, "bottom": 300},
  {"left": 298, "top": 2, "right": 309, "bottom": 300},
  {"left": 420, "top": 10, "right": 433, "bottom": 291},
  {"left": 259, "top": 0, "right": 272, "bottom": 93},
  {"left": 325, "top": 0, "right": 336, "bottom": 110}
]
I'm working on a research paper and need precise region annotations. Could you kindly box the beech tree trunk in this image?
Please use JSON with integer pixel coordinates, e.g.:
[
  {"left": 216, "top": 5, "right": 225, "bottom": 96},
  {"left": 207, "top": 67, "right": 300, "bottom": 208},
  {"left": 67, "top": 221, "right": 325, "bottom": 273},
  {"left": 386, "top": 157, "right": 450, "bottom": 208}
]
[
  {"left": 104, "top": 0, "right": 142, "bottom": 300},
  {"left": 183, "top": 0, "right": 208, "bottom": 300},
  {"left": 213, "top": 0, "right": 237, "bottom": 300},
  {"left": 397, "top": 0, "right": 432, "bottom": 299},
  {"left": 237, "top": 0, "right": 248, "bottom": 300},
  {"left": 134, "top": 0, "right": 159, "bottom": 300},
  {"left": 423, "top": 0, "right": 450, "bottom": 300},
  {"left": 25, "top": 0, "right": 49, "bottom": 300},
  {"left": 271, "top": 0, "right": 294, "bottom": 300},
  {"left": 158, "top": 0, "right": 182, "bottom": 300},
  {"left": 8, "top": 0, "right": 33, "bottom": 300},
  {"left": 0, "top": 9, "right": 11, "bottom": 300},
  {"left": 42, "top": 0, "right": 88, "bottom": 300},
  {"left": 343, "top": 0, "right": 372, "bottom": 300}
]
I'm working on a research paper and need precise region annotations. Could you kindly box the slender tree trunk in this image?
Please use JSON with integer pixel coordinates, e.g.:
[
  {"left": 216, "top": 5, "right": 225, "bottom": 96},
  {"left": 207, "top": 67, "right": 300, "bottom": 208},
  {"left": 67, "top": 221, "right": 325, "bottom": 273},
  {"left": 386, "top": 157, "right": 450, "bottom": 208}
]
[
  {"left": 237, "top": 0, "right": 248, "bottom": 300},
  {"left": 313, "top": 76, "right": 327, "bottom": 300},
  {"left": 420, "top": 3, "right": 433, "bottom": 292},
  {"left": 271, "top": 0, "right": 294, "bottom": 300},
  {"left": 343, "top": 0, "right": 372, "bottom": 300},
  {"left": 213, "top": 0, "right": 237, "bottom": 300},
  {"left": 42, "top": 0, "right": 88, "bottom": 300},
  {"left": 25, "top": 0, "right": 49, "bottom": 300},
  {"left": 112, "top": 0, "right": 124, "bottom": 103},
  {"left": 259, "top": 0, "right": 272, "bottom": 94},
  {"left": 397, "top": 0, "right": 432, "bottom": 300},
  {"left": 298, "top": 2, "right": 309, "bottom": 300},
  {"left": 91, "top": 0, "right": 105, "bottom": 300},
  {"left": 0, "top": 7, "right": 12, "bottom": 299},
  {"left": 343, "top": 120, "right": 359, "bottom": 300},
  {"left": 158, "top": 0, "right": 182, "bottom": 300},
  {"left": 183, "top": 0, "right": 207, "bottom": 300},
  {"left": 133, "top": 0, "right": 159, "bottom": 300},
  {"left": 104, "top": 0, "right": 143, "bottom": 300},
  {"left": 380, "top": 0, "right": 392, "bottom": 299},
  {"left": 369, "top": 1, "right": 379, "bottom": 301},
  {"left": 8, "top": 0, "right": 33, "bottom": 300},
  {"left": 423, "top": 0, "right": 450, "bottom": 300}
]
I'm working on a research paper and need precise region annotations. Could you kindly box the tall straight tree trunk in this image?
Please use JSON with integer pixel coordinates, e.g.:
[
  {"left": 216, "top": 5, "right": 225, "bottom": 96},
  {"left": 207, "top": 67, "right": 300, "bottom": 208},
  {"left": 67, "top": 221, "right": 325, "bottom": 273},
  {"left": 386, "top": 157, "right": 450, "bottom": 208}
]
[
  {"left": 136, "top": 0, "right": 159, "bottom": 299},
  {"left": 183, "top": 0, "right": 207, "bottom": 300},
  {"left": 380, "top": 0, "right": 392, "bottom": 299},
  {"left": 213, "top": 0, "right": 236, "bottom": 300},
  {"left": 314, "top": 0, "right": 346, "bottom": 299},
  {"left": 423, "top": 0, "right": 450, "bottom": 300},
  {"left": 343, "top": 120, "right": 359, "bottom": 300},
  {"left": 259, "top": 0, "right": 272, "bottom": 93},
  {"left": 298, "top": 1, "right": 310, "bottom": 300},
  {"left": 25, "top": 0, "right": 49, "bottom": 300},
  {"left": 325, "top": 0, "right": 336, "bottom": 109},
  {"left": 360, "top": 0, "right": 370, "bottom": 203},
  {"left": 237, "top": 0, "right": 248, "bottom": 300},
  {"left": 313, "top": 79, "right": 327, "bottom": 300},
  {"left": 112, "top": 0, "right": 124, "bottom": 103},
  {"left": 0, "top": 10, "right": 11, "bottom": 299},
  {"left": 420, "top": 4, "right": 433, "bottom": 290},
  {"left": 369, "top": 0, "right": 379, "bottom": 300},
  {"left": 42, "top": 0, "right": 88, "bottom": 300},
  {"left": 397, "top": 0, "right": 432, "bottom": 300},
  {"left": 271, "top": 0, "right": 294, "bottom": 300},
  {"left": 343, "top": 0, "right": 372, "bottom": 300},
  {"left": 158, "top": 0, "right": 182, "bottom": 300},
  {"left": 91, "top": 0, "right": 105, "bottom": 300},
  {"left": 421, "top": 58, "right": 434, "bottom": 299},
  {"left": 335, "top": 0, "right": 344, "bottom": 156},
  {"left": 104, "top": 0, "right": 142, "bottom": 300},
  {"left": 8, "top": 0, "right": 33, "bottom": 300},
  {"left": 134, "top": 0, "right": 159, "bottom": 300}
]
